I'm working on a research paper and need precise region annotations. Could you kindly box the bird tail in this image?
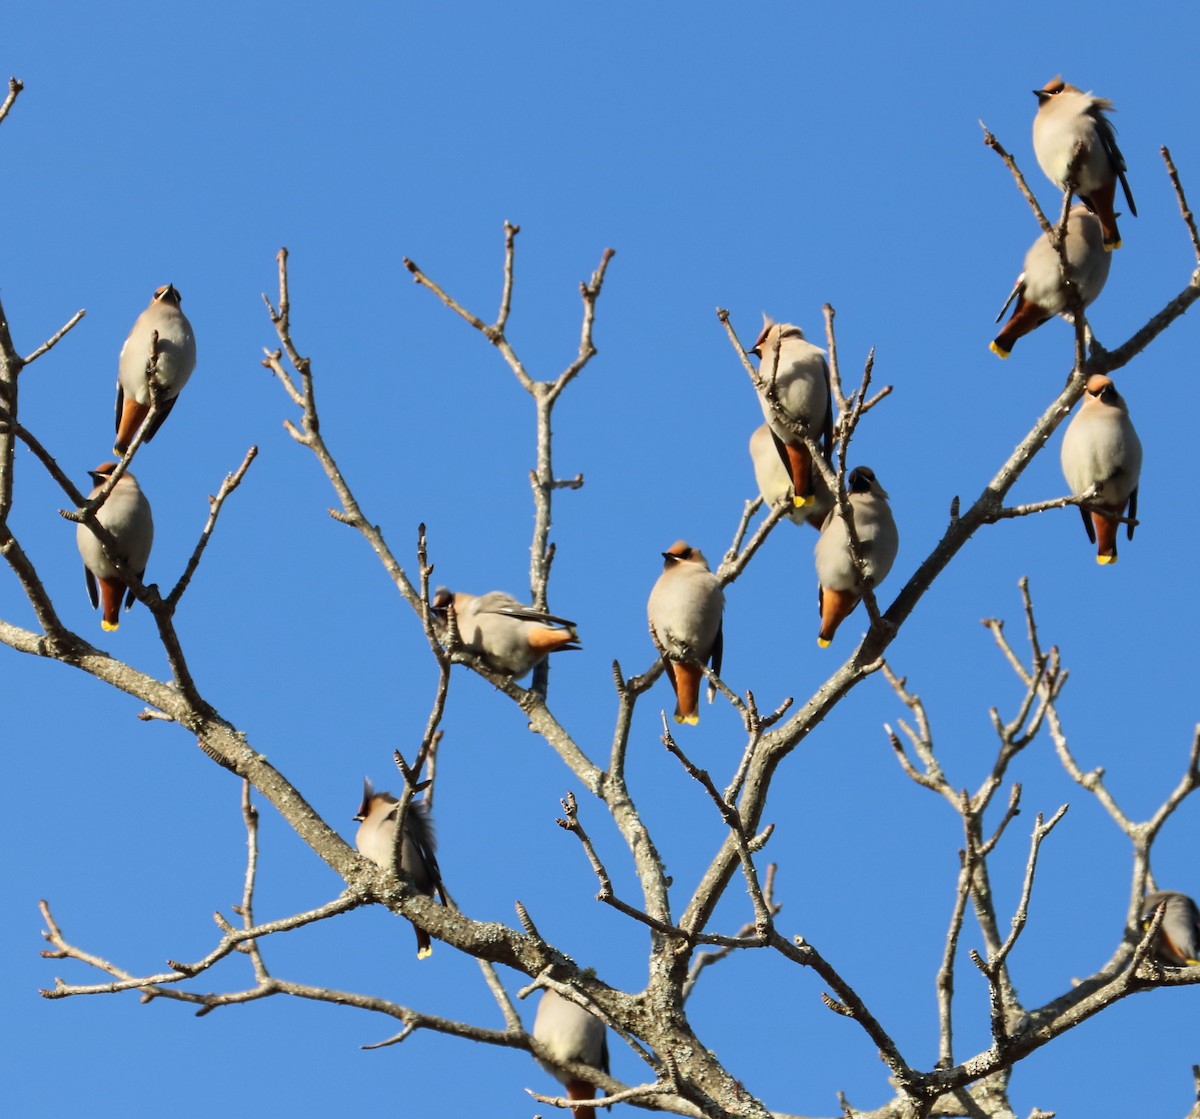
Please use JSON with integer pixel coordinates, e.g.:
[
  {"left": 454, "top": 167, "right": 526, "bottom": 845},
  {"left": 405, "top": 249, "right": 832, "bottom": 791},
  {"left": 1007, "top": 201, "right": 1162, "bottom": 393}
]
[
  {"left": 566, "top": 1080, "right": 599, "bottom": 1119},
  {"left": 1080, "top": 179, "right": 1122, "bottom": 250},
  {"left": 1093, "top": 513, "right": 1119, "bottom": 564},
  {"left": 818, "top": 587, "right": 859, "bottom": 647},
  {"left": 671, "top": 663, "right": 702, "bottom": 725},
  {"left": 992, "top": 297, "right": 1050, "bottom": 358}
]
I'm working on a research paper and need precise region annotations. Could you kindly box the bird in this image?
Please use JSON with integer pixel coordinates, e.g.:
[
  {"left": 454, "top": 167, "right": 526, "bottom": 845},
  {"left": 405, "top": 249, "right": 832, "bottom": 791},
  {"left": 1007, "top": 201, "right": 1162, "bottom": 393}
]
[
  {"left": 749, "top": 423, "right": 833, "bottom": 529},
  {"left": 814, "top": 466, "right": 898, "bottom": 647},
  {"left": 1141, "top": 891, "right": 1200, "bottom": 967},
  {"left": 749, "top": 316, "right": 833, "bottom": 509},
  {"left": 646, "top": 541, "right": 724, "bottom": 725},
  {"left": 991, "top": 205, "right": 1111, "bottom": 358},
  {"left": 75, "top": 463, "right": 154, "bottom": 632},
  {"left": 532, "top": 988, "right": 610, "bottom": 1118},
  {"left": 353, "top": 779, "right": 446, "bottom": 960},
  {"left": 431, "top": 588, "right": 579, "bottom": 678},
  {"left": 1060, "top": 374, "right": 1142, "bottom": 564},
  {"left": 114, "top": 284, "right": 197, "bottom": 455},
  {"left": 1032, "top": 76, "right": 1136, "bottom": 251}
]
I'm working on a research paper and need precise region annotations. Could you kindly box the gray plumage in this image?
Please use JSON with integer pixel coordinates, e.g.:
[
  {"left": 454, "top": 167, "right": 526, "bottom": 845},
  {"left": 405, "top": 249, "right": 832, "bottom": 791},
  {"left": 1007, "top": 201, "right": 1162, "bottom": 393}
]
[
  {"left": 752, "top": 318, "right": 831, "bottom": 446},
  {"left": 1141, "top": 891, "right": 1200, "bottom": 967},
  {"left": 75, "top": 463, "right": 154, "bottom": 632},
  {"left": 1032, "top": 77, "right": 1135, "bottom": 250},
  {"left": 353, "top": 779, "right": 445, "bottom": 959},
  {"left": 532, "top": 988, "right": 609, "bottom": 1115},
  {"left": 991, "top": 206, "right": 1111, "bottom": 357},
  {"left": 432, "top": 587, "right": 580, "bottom": 678},
  {"left": 750, "top": 316, "right": 833, "bottom": 508},
  {"left": 814, "top": 466, "right": 898, "bottom": 647},
  {"left": 749, "top": 423, "right": 833, "bottom": 527},
  {"left": 1060, "top": 374, "right": 1142, "bottom": 564},
  {"left": 114, "top": 284, "right": 197, "bottom": 454},
  {"left": 647, "top": 542, "right": 724, "bottom": 725}
]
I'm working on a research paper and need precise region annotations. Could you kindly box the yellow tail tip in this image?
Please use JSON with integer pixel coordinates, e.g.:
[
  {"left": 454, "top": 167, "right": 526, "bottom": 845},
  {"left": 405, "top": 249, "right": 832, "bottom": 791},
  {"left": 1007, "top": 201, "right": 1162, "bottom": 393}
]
[
  {"left": 988, "top": 341, "right": 1011, "bottom": 359},
  {"left": 673, "top": 712, "right": 699, "bottom": 726},
  {"left": 1097, "top": 553, "right": 1117, "bottom": 565},
  {"left": 793, "top": 493, "right": 813, "bottom": 508},
  {"left": 417, "top": 945, "right": 433, "bottom": 960},
  {"left": 101, "top": 620, "right": 119, "bottom": 632},
  {"left": 817, "top": 636, "right": 832, "bottom": 648},
  {"left": 1104, "top": 240, "right": 1120, "bottom": 252}
]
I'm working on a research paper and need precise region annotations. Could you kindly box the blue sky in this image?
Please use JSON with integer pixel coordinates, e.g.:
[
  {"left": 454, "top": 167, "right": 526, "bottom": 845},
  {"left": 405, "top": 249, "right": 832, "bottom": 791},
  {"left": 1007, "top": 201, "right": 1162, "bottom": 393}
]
[{"left": 2, "top": 2, "right": 1198, "bottom": 1116}]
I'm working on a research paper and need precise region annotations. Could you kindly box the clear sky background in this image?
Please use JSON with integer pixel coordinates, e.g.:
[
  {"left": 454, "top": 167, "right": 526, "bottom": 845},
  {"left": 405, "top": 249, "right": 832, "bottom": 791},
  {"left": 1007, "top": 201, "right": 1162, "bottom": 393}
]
[{"left": 2, "top": 3, "right": 1197, "bottom": 1116}]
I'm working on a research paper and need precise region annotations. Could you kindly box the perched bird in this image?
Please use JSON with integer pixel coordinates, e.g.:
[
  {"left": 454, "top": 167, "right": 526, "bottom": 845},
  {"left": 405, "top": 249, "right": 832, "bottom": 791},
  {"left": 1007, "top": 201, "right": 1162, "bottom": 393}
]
[
  {"left": 532, "top": 988, "right": 609, "bottom": 1118},
  {"left": 1141, "top": 891, "right": 1200, "bottom": 967},
  {"left": 75, "top": 463, "right": 154, "bottom": 632},
  {"left": 991, "top": 205, "right": 1111, "bottom": 358},
  {"left": 814, "top": 467, "right": 898, "bottom": 647},
  {"left": 114, "top": 284, "right": 197, "bottom": 455},
  {"left": 431, "top": 588, "right": 579, "bottom": 678},
  {"left": 1032, "top": 76, "right": 1136, "bottom": 251},
  {"left": 749, "top": 316, "right": 833, "bottom": 509},
  {"left": 353, "top": 779, "right": 446, "bottom": 960},
  {"left": 1060, "top": 374, "right": 1142, "bottom": 564},
  {"left": 647, "top": 541, "right": 724, "bottom": 725},
  {"left": 749, "top": 423, "right": 833, "bottom": 529}
]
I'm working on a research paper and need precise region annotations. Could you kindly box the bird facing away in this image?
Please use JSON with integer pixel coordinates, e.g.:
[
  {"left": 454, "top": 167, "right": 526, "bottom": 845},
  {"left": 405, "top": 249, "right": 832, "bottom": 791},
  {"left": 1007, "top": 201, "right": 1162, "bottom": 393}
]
[
  {"left": 750, "top": 316, "right": 833, "bottom": 509},
  {"left": 749, "top": 423, "right": 833, "bottom": 529},
  {"left": 1032, "top": 76, "right": 1136, "bottom": 251},
  {"left": 431, "top": 588, "right": 580, "bottom": 678},
  {"left": 353, "top": 779, "right": 446, "bottom": 960},
  {"left": 114, "top": 284, "right": 197, "bottom": 455},
  {"left": 814, "top": 467, "right": 898, "bottom": 648},
  {"left": 75, "top": 463, "right": 154, "bottom": 632},
  {"left": 1060, "top": 374, "right": 1142, "bottom": 564},
  {"left": 647, "top": 541, "right": 724, "bottom": 725},
  {"left": 1141, "top": 891, "right": 1200, "bottom": 967},
  {"left": 532, "top": 988, "right": 610, "bottom": 1119},
  {"left": 991, "top": 205, "right": 1111, "bottom": 358}
]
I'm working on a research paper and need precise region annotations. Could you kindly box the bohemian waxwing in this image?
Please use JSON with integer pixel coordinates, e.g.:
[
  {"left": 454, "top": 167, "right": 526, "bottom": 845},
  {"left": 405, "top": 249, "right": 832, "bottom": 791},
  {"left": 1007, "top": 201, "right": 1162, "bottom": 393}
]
[
  {"left": 532, "top": 988, "right": 609, "bottom": 1119},
  {"left": 75, "top": 463, "right": 154, "bottom": 632},
  {"left": 1060, "top": 374, "right": 1142, "bottom": 564},
  {"left": 353, "top": 779, "right": 446, "bottom": 960},
  {"left": 646, "top": 541, "right": 724, "bottom": 725},
  {"left": 749, "top": 423, "right": 833, "bottom": 529},
  {"left": 814, "top": 467, "right": 898, "bottom": 647},
  {"left": 1032, "top": 76, "right": 1136, "bottom": 251},
  {"left": 431, "top": 588, "right": 580, "bottom": 678},
  {"left": 749, "top": 316, "right": 833, "bottom": 509},
  {"left": 114, "top": 284, "right": 197, "bottom": 455},
  {"left": 991, "top": 205, "right": 1111, "bottom": 358},
  {"left": 1141, "top": 891, "right": 1200, "bottom": 967}
]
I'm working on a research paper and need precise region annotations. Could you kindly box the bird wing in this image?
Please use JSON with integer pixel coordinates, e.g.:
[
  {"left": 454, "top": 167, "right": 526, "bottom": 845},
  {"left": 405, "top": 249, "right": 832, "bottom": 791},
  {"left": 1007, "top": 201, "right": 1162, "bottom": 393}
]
[
  {"left": 820, "top": 357, "right": 834, "bottom": 463},
  {"left": 403, "top": 800, "right": 447, "bottom": 904},
  {"left": 84, "top": 566, "right": 99, "bottom": 609},
  {"left": 1077, "top": 504, "right": 1096, "bottom": 544},
  {"left": 140, "top": 393, "right": 180, "bottom": 444},
  {"left": 1092, "top": 110, "right": 1137, "bottom": 216},
  {"left": 477, "top": 593, "right": 577, "bottom": 630},
  {"left": 1126, "top": 486, "right": 1138, "bottom": 542},
  {"left": 995, "top": 275, "right": 1025, "bottom": 323}
]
